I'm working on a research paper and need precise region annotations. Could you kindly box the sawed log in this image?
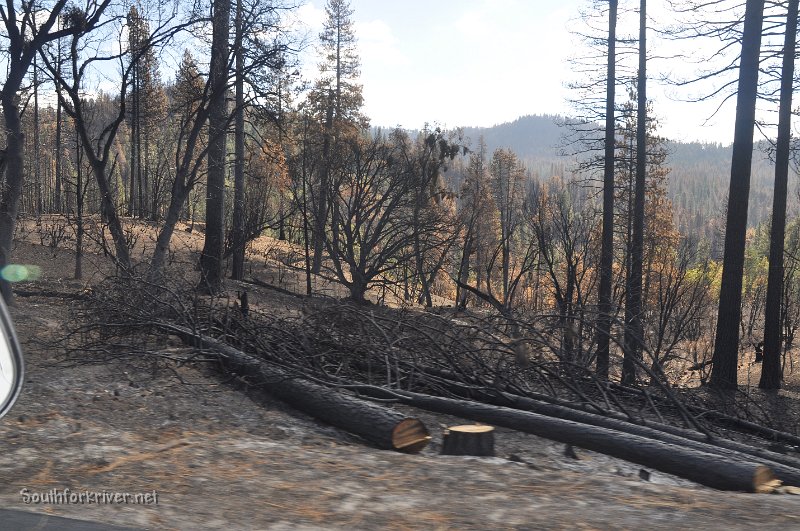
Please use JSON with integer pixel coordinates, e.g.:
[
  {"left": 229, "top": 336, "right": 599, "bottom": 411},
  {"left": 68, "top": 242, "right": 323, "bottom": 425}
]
[
  {"left": 353, "top": 386, "right": 776, "bottom": 492},
  {"left": 161, "top": 324, "right": 430, "bottom": 453},
  {"left": 431, "top": 383, "right": 800, "bottom": 486},
  {"left": 419, "top": 369, "right": 800, "bottom": 484}
]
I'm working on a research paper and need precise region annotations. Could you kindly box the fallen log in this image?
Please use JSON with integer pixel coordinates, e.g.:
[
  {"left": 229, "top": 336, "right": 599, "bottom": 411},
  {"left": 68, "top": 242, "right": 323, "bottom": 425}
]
[
  {"left": 353, "top": 386, "right": 776, "bottom": 492},
  {"left": 14, "top": 288, "right": 89, "bottom": 300},
  {"left": 161, "top": 324, "right": 430, "bottom": 453},
  {"left": 245, "top": 276, "right": 307, "bottom": 299},
  {"left": 690, "top": 407, "right": 800, "bottom": 448},
  {"left": 420, "top": 366, "right": 638, "bottom": 419},
  {"left": 455, "top": 388, "right": 800, "bottom": 486},
  {"left": 421, "top": 370, "right": 800, "bottom": 479},
  {"left": 605, "top": 380, "right": 800, "bottom": 448}
]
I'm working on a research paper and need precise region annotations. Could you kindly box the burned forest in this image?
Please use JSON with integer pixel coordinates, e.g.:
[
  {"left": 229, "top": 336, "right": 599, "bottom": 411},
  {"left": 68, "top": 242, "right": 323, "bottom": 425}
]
[{"left": 2, "top": 0, "right": 800, "bottom": 528}]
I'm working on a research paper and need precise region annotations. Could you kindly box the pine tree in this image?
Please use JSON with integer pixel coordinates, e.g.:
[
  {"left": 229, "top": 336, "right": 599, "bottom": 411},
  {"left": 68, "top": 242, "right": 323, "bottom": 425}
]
[
  {"left": 308, "top": 0, "right": 365, "bottom": 274},
  {"left": 127, "top": 6, "right": 167, "bottom": 220},
  {"left": 199, "top": 0, "right": 232, "bottom": 293},
  {"left": 760, "top": 0, "right": 798, "bottom": 390},
  {"left": 314, "top": 0, "right": 364, "bottom": 128},
  {"left": 710, "top": 0, "right": 765, "bottom": 389}
]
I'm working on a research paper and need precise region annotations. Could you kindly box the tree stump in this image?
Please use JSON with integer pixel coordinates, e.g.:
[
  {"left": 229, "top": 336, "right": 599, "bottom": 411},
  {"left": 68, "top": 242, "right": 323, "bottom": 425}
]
[{"left": 441, "top": 425, "right": 495, "bottom": 456}]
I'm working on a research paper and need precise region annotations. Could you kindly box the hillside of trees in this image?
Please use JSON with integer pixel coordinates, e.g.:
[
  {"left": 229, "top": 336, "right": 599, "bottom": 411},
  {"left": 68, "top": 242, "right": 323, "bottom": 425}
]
[{"left": 463, "top": 114, "right": 786, "bottom": 253}]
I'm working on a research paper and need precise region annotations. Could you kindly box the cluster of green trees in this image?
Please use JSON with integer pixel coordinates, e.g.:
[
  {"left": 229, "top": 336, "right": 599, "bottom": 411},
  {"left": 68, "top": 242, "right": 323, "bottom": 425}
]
[{"left": 1, "top": 0, "right": 798, "bottom": 391}]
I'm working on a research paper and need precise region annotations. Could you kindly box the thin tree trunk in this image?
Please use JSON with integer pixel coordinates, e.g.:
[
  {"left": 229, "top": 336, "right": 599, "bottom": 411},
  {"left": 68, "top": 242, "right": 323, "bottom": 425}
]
[
  {"left": 145, "top": 126, "right": 152, "bottom": 219},
  {"left": 136, "top": 63, "right": 144, "bottom": 219},
  {"left": 597, "top": 0, "right": 618, "bottom": 380},
  {"left": 623, "top": 0, "right": 647, "bottom": 385},
  {"left": 711, "top": 0, "right": 765, "bottom": 389},
  {"left": 129, "top": 60, "right": 137, "bottom": 218},
  {"left": 149, "top": 177, "right": 189, "bottom": 279},
  {"left": 75, "top": 127, "right": 83, "bottom": 280},
  {"left": 199, "top": 0, "right": 232, "bottom": 294},
  {"left": 456, "top": 227, "right": 474, "bottom": 310},
  {"left": 760, "top": 0, "right": 797, "bottom": 390},
  {"left": 312, "top": 92, "right": 334, "bottom": 274},
  {"left": 278, "top": 78, "right": 286, "bottom": 242},
  {"left": 33, "top": 52, "right": 42, "bottom": 216},
  {"left": 231, "top": 0, "right": 246, "bottom": 281},
  {"left": 54, "top": 75, "right": 63, "bottom": 213},
  {"left": 88, "top": 156, "right": 131, "bottom": 270}
]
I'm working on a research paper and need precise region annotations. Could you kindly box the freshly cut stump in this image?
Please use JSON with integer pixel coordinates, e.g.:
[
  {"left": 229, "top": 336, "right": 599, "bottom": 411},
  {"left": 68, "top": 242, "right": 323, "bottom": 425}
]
[{"left": 441, "top": 424, "right": 495, "bottom": 456}]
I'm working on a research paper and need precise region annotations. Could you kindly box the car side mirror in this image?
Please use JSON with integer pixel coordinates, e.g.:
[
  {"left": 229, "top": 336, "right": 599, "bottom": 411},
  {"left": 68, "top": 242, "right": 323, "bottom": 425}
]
[{"left": 0, "top": 296, "right": 23, "bottom": 419}]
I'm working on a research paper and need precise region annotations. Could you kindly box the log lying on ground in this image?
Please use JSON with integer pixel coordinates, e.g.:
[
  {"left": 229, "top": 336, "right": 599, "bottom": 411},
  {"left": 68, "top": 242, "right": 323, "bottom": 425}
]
[
  {"left": 244, "top": 276, "right": 307, "bottom": 299},
  {"left": 421, "top": 369, "right": 800, "bottom": 481},
  {"left": 605, "top": 381, "right": 800, "bottom": 448},
  {"left": 464, "top": 388, "right": 800, "bottom": 486},
  {"left": 688, "top": 407, "right": 800, "bottom": 448},
  {"left": 353, "top": 386, "right": 776, "bottom": 492},
  {"left": 161, "top": 324, "right": 430, "bottom": 453}
]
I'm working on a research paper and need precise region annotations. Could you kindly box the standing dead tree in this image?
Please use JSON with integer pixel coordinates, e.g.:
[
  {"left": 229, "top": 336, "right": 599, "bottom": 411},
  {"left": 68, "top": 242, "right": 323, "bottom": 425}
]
[{"left": 711, "top": 0, "right": 765, "bottom": 389}]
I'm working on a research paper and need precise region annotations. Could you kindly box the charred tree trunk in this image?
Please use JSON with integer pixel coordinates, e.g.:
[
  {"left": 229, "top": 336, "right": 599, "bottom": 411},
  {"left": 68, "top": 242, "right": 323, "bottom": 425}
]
[
  {"left": 711, "top": 0, "right": 765, "bottom": 389},
  {"left": 148, "top": 177, "right": 189, "bottom": 280},
  {"left": 163, "top": 325, "right": 430, "bottom": 453},
  {"left": 199, "top": 0, "right": 232, "bottom": 294},
  {"left": 54, "top": 76, "right": 63, "bottom": 214},
  {"left": 597, "top": 0, "right": 618, "bottom": 380},
  {"left": 230, "top": 0, "right": 246, "bottom": 281},
  {"left": 623, "top": 0, "right": 647, "bottom": 385},
  {"left": 75, "top": 127, "right": 83, "bottom": 280},
  {"left": 312, "top": 93, "right": 335, "bottom": 275},
  {"left": 33, "top": 53, "right": 42, "bottom": 216},
  {"left": 456, "top": 227, "right": 474, "bottom": 310},
  {"left": 760, "top": 0, "right": 797, "bottom": 390},
  {"left": 444, "top": 387, "right": 800, "bottom": 486}
]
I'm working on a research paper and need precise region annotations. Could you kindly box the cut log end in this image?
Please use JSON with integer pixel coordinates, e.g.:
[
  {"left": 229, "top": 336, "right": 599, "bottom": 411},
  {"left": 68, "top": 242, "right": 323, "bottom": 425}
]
[
  {"left": 754, "top": 466, "right": 780, "bottom": 493},
  {"left": 392, "top": 418, "right": 431, "bottom": 453},
  {"left": 448, "top": 424, "right": 494, "bottom": 434},
  {"left": 441, "top": 424, "right": 495, "bottom": 457}
]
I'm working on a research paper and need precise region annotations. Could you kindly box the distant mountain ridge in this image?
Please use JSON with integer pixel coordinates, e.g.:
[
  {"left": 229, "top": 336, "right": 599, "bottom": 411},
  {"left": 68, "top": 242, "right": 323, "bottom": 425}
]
[
  {"left": 460, "top": 115, "right": 568, "bottom": 162},
  {"left": 460, "top": 114, "right": 785, "bottom": 243}
]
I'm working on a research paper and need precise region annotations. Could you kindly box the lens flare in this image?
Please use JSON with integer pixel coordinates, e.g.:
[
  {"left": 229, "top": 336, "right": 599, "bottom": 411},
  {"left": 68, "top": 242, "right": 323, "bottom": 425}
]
[{"left": 0, "top": 265, "right": 42, "bottom": 282}]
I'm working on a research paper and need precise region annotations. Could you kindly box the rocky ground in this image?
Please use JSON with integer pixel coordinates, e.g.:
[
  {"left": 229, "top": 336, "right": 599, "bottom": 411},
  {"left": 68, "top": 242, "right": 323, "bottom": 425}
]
[{"left": 1, "top": 232, "right": 800, "bottom": 530}]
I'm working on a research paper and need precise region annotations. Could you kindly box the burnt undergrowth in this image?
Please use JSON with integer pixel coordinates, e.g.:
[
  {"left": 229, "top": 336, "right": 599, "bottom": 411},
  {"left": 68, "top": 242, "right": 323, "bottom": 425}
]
[{"left": 56, "top": 272, "right": 800, "bottom": 449}]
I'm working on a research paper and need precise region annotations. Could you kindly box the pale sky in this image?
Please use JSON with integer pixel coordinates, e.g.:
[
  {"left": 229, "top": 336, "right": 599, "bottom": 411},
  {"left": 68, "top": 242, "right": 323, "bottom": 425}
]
[{"left": 298, "top": 0, "right": 742, "bottom": 144}]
